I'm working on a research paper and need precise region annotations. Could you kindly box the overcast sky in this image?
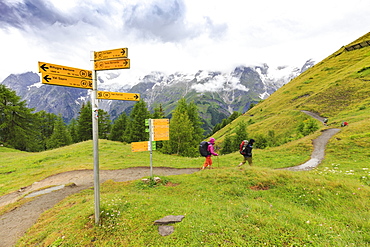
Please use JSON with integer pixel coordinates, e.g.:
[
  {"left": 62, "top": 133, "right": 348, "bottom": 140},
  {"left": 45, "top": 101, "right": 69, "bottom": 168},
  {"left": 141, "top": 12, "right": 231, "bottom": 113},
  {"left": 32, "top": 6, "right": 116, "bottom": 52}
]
[{"left": 0, "top": 0, "right": 369, "bottom": 82}]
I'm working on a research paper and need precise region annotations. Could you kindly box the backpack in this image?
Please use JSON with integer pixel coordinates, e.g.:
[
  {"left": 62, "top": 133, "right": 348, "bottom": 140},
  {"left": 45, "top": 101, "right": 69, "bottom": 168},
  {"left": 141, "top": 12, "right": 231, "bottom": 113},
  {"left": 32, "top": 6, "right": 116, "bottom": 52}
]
[
  {"left": 240, "top": 141, "right": 248, "bottom": 155},
  {"left": 199, "top": 141, "right": 211, "bottom": 157}
]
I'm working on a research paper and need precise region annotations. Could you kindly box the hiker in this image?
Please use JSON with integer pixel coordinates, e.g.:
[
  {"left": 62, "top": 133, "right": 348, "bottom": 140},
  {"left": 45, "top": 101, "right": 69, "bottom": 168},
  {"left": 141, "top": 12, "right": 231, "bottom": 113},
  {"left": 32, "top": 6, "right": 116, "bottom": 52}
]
[
  {"left": 323, "top": 118, "right": 328, "bottom": 126},
  {"left": 238, "top": 139, "right": 255, "bottom": 167},
  {"left": 341, "top": 121, "right": 348, "bottom": 127},
  {"left": 201, "top": 138, "right": 218, "bottom": 170}
]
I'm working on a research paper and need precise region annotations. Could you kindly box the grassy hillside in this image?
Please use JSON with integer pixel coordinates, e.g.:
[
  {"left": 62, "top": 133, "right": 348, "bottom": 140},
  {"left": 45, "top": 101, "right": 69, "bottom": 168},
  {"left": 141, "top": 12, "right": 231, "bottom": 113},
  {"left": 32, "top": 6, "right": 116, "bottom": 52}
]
[
  {"left": 0, "top": 33, "right": 369, "bottom": 246},
  {"left": 214, "top": 32, "right": 370, "bottom": 159}
]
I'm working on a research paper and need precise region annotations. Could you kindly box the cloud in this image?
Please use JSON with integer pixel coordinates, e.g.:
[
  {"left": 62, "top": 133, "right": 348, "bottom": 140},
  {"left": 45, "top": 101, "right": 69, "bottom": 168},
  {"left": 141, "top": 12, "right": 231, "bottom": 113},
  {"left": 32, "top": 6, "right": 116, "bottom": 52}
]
[
  {"left": 122, "top": 0, "right": 228, "bottom": 42},
  {"left": 0, "top": 0, "right": 369, "bottom": 83},
  {"left": 0, "top": 0, "right": 73, "bottom": 30}
]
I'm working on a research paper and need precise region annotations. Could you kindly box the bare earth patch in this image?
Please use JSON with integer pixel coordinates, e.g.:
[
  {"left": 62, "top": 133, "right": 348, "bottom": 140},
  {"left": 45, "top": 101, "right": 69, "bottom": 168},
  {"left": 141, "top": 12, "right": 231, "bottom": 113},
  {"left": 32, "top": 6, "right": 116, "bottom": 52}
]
[
  {"left": 0, "top": 167, "right": 199, "bottom": 247},
  {"left": 0, "top": 111, "right": 341, "bottom": 246}
]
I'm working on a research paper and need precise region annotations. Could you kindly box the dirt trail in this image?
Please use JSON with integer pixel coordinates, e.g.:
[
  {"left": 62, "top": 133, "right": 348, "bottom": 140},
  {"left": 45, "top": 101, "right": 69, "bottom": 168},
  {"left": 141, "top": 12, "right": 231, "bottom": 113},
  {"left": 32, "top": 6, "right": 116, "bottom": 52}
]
[
  {"left": 0, "top": 167, "right": 199, "bottom": 247},
  {"left": 282, "top": 128, "right": 340, "bottom": 171},
  {"left": 0, "top": 111, "right": 341, "bottom": 246},
  {"left": 282, "top": 110, "right": 340, "bottom": 171}
]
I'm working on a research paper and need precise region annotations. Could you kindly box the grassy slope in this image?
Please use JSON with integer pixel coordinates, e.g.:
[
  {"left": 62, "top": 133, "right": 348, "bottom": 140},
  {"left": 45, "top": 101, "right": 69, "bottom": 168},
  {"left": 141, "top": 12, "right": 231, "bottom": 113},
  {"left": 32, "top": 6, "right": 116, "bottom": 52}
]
[{"left": 0, "top": 33, "right": 369, "bottom": 246}]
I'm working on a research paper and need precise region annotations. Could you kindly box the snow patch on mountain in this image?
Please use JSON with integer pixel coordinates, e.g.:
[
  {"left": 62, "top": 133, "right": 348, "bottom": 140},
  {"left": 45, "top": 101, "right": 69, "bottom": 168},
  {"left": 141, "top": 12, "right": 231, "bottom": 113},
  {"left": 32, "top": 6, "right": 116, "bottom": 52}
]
[
  {"left": 92, "top": 60, "right": 314, "bottom": 97},
  {"left": 28, "top": 81, "right": 43, "bottom": 89},
  {"left": 96, "top": 71, "right": 142, "bottom": 91}
]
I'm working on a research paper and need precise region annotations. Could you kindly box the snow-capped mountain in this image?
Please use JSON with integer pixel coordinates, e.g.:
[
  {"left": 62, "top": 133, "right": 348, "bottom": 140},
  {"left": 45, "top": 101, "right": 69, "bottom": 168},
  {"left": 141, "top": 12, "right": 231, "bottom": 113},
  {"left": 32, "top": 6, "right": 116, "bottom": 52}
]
[{"left": 1, "top": 60, "right": 314, "bottom": 133}]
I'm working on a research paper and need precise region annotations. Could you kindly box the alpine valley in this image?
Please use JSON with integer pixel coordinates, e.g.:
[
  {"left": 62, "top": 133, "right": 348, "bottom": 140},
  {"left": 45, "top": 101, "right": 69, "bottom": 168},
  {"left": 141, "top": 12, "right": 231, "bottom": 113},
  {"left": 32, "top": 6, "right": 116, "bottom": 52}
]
[{"left": 1, "top": 60, "right": 314, "bottom": 133}]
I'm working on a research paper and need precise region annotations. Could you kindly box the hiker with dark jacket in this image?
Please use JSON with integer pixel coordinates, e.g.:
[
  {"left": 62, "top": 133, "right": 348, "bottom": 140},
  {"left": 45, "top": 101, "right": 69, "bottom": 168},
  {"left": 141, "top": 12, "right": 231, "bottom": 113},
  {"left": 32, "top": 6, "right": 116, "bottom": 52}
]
[
  {"left": 238, "top": 139, "right": 255, "bottom": 167},
  {"left": 201, "top": 138, "right": 218, "bottom": 170}
]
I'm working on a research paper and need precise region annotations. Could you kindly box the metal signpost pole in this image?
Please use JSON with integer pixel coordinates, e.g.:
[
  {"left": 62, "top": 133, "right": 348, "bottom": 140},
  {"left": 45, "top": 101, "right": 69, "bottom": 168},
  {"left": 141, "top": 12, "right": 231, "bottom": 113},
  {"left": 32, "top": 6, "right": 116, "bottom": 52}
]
[
  {"left": 91, "top": 53, "right": 100, "bottom": 225},
  {"left": 38, "top": 47, "right": 132, "bottom": 226},
  {"left": 149, "top": 119, "right": 153, "bottom": 177}
]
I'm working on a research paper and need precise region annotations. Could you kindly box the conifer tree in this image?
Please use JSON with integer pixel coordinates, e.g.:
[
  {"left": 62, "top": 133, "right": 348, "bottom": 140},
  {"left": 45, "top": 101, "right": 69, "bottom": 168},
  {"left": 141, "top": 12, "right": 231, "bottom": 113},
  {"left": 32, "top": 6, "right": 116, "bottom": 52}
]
[
  {"left": 0, "top": 85, "right": 37, "bottom": 151},
  {"left": 77, "top": 101, "right": 92, "bottom": 141},
  {"left": 152, "top": 104, "right": 166, "bottom": 119},
  {"left": 98, "top": 109, "right": 111, "bottom": 139},
  {"left": 163, "top": 108, "right": 196, "bottom": 156},
  {"left": 34, "top": 110, "right": 58, "bottom": 150},
  {"left": 161, "top": 98, "right": 203, "bottom": 157},
  {"left": 221, "top": 134, "right": 234, "bottom": 154},
  {"left": 46, "top": 115, "right": 72, "bottom": 149},
  {"left": 68, "top": 118, "right": 79, "bottom": 143},
  {"left": 232, "top": 121, "right": 248, "bottom": 148},
  {"left": 185, "top": 100, "right": 204, "bottom": 140},
  {"left": 109, "top": 112, "right": 128, "bottom": 142},
  {"left": 123, "top": 100, "right": 150, "bottom": 142}
]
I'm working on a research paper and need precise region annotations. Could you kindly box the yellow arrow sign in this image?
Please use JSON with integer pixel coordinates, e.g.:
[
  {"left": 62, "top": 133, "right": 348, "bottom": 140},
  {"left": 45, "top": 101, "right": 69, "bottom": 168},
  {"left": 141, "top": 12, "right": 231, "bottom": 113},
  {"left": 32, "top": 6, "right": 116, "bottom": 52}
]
[
  {"left": 41, "top": 73, "right": 92, "bottom": 89},
  {"left": 131, "top": 141, "right": 149, "bottom": 152},
  {"left": 94, "top": 59, "right": 130, "bottom": 71},
  {"left": 153, "top": 133, "right": 169, "bottom": 141},
  {"left": 94, "top": 48, "right": 128, "bottom": 61},
  {"left": 153, "top": 127, "right": 169, "bottom": 141},
  {"left": 38, "top": 62, "right": 92, "bottom": 79},
  {"left": 97, "top": 91, "right": 140, "bottom": 101},
  {"left": 152, "top": 119, "right": 170, "bottom": 125},
  {"left": 153, "top": 127, "right": 169, "bottom": 133}
]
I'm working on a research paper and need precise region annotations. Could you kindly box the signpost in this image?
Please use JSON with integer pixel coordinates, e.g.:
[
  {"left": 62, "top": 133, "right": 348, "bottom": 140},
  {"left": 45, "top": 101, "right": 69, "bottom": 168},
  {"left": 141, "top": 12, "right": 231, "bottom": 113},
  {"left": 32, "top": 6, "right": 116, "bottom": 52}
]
[
  {"left": 37, "top": 47, "right": 140, "bottom": 225},
  {"left": 151, "top": 119, "right": 170, "bottom": 141},
  {"left": 131, "top": 119, "right": 169, "bottom": 176},
  {"left": 131, "top": 141, "right": 149, "bottom": 152},
  {"left": 97, "top": 91, "right": 139, "bottom": 101},
  {"left": 94, "top": 48, "right": 128, "bottom": 61},
  {"left": 90, "top": 47, "right": 137, "bottom": 225},
  {"left": 94, "top": 59, "right": 130, "bottom": 71},
  {"left": 41, "top": 73, "right": 92, "bottom": 89},
  {"left": 38, "top": 62, "right": 92, "bottom": 79}
]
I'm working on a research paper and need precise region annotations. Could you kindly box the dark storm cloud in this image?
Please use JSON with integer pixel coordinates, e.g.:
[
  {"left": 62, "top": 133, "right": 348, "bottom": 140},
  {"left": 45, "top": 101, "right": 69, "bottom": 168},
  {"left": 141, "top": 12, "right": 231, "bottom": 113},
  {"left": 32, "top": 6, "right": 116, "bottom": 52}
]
[
  {"left": 123, "top": 0, "right": 228, "bottom": 42},
  {"left": 0, "top": 0, "right": 73, "bottom": 30},
  {"left": 0, "top": 0, "right": 227, "bottom": 44}
]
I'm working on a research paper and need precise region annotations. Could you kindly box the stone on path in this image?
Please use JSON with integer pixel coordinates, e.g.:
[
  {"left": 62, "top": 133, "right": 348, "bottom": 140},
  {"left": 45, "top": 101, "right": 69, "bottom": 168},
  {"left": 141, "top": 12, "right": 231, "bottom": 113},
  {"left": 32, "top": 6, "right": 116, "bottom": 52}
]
[
  {"left": 158, "top": 225, "right": 175, "bottom": 236},
  {"left": 154, "top": 215, "right": 185, "bottom": 236},
  {"left": 154, "top": 215, "right": 185, "bottom": 225}
]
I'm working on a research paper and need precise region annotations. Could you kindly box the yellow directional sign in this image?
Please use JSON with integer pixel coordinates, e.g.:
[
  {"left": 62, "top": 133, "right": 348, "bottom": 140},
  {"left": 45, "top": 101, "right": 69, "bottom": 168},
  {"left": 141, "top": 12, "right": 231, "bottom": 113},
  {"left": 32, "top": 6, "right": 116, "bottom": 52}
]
[
  {"left": 41, "top": 73, "right": 92, "bottom": 89},
  {"left": 97, "top": 91, "right": 140, "bottom": 101},
  {"left": 152, "top": 119, "right": 169, "bottom": 125},
  {"left": 94, "top": 48, "right": 128, "bottom": 61},
  {"left": 94, "top": 59, "right": 130, "bottom": 71},
  {"left": 153, "top": 132, "right": 169, "bottom": 141},
  {"left": 151, "top": 119, "right": 170, "bottom": 141},
  {"left": 38, "top": 62, "right": 92, "bottom": 79},
  {"left": 131, "top": 141, "right": 149, "bottom": 152}
]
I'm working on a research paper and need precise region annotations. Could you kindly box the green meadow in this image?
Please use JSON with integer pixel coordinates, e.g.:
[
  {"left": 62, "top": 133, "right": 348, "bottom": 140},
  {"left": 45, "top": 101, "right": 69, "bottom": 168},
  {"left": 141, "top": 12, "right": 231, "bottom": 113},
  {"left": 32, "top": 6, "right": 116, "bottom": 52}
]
[
  {"left": 1, "top": 137, "right": 368, "bottom": 246},
  {"left": 1, "top": 33, "right": 369, "bottom": 246}
]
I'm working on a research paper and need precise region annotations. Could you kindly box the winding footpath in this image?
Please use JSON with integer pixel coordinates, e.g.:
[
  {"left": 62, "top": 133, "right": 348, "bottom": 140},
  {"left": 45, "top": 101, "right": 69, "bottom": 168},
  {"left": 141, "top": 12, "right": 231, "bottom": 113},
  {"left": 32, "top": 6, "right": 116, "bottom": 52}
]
[
  {"left": 283, "top": 111, "right": 340, "bottom": 171},
  {"left": 0, "top": 111, "right": 341, "bottom": 246}
]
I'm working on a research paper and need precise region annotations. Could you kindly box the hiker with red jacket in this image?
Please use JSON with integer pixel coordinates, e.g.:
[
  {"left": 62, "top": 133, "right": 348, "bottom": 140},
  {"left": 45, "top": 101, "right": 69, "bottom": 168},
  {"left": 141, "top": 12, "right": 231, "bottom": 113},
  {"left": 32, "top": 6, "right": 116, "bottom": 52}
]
[
  {"left": 238, "top": 139, "right": 255, "bottom": 167},
  {"left": 201, "top": 137, "right": 218, "bottom": 170}
]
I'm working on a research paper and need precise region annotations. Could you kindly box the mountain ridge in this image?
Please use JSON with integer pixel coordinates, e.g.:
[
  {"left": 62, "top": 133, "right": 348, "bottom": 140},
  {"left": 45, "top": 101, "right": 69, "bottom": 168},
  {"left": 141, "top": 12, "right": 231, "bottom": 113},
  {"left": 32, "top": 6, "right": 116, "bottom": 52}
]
[{"left": 1, "top": 60, "right": 314, "bottom": 133}]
